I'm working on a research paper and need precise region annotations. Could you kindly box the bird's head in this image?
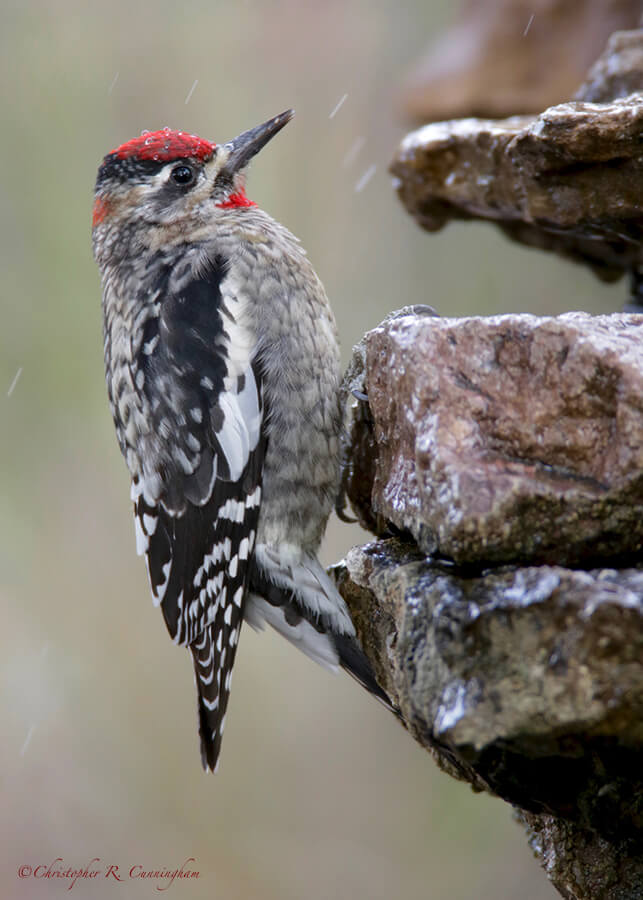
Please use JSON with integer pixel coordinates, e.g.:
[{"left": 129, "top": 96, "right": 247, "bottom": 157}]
[{"left": 92, "top": 109, "right": 294, "bottom": 232}]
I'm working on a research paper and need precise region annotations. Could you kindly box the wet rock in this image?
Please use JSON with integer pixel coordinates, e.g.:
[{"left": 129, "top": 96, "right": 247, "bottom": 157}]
[
  {"left": 335, "top": 539, "right": 643, "bottom": 829},
  {"left": 372, "top": 21, "right": 643, "bottom": 898},
  {"left": 391, "top": 30, "right": 643, "bottom": 283},
  {"left": 336, "top": 306, "right": 643, "bottom": 896},
  {"left": 340, "top": 309, "right": 643, "bottom": 567},
  {"left": 519, "top": 812, "right": 643, "bottom": 900},
  {"left": 576, "top": 28, "right": 643, "bottom": 103},
  {"left": 332, "top": 537, "right": 643, "bottom": 893},
  {"left": 337, "top": 304, "right": 439, "bottom": 535}
]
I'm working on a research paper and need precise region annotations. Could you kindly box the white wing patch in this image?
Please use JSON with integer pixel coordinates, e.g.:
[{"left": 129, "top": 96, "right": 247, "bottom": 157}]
[
  {"left": 215, "top": 366, "right": 261, "bottom": 481},
  {"left": 211, "top": 272, "right": 262, "bottom": 482}
]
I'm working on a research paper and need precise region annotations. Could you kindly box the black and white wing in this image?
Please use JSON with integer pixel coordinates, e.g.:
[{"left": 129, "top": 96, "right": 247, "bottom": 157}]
[{"left": 129, "top": 254, "right": 265, "bottom": 771}]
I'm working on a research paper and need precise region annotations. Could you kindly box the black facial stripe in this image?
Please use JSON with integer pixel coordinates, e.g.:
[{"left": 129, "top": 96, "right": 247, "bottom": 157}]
[
  {"left": 95, "top": 153, "right": 168, "bottom": 190},
  {"left": 213, "top": 172, "right": 234, "bottom": 196}
]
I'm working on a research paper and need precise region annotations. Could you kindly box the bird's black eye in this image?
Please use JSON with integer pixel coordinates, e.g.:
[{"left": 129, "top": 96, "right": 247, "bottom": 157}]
[{"left": 171, "top": 165, "right": 194, "bottom": 185}]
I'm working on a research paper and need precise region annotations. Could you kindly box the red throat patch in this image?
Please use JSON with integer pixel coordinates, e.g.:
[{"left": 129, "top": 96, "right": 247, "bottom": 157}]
[
  {"left": 111, "top": 128, "right": 216, "bottom": 163},
  {"left": 216, "top": 188, "right": 257, "bottom": 210}
]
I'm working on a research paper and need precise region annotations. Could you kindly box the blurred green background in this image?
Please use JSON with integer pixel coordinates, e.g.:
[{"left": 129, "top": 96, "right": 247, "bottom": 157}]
[{"left": 1, "top": 1, "right": 622, "bottom": 898}]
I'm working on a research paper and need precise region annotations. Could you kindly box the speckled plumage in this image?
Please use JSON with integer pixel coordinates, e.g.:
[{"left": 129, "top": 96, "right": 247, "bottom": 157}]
[{"left": 93, "top": 112, "right": 392, "bottom": 771}]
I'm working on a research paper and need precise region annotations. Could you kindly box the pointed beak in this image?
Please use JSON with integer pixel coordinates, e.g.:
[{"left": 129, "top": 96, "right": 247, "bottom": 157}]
[{"left": 221, "top": 109, "right": 294, "bottom": 175}]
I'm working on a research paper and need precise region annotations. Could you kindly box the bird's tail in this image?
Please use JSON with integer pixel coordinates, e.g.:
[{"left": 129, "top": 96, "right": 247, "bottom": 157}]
[
  {"left": 331, "top": 631, "right": 398, "bottom": 715},
  {"left": 190, "top": 624, "right": 235, "bottom": 773},
  {"left": 247, "top": 547, "right": 398, "bottom": 715}
]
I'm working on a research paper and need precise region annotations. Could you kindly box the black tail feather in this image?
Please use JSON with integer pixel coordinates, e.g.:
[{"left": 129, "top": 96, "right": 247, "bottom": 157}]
[
  {"left": 190, "top": 625, "right": 237, "bottom": 773},
  {"left": 332, "top": 632, "right": 400, "bottom": 717}
]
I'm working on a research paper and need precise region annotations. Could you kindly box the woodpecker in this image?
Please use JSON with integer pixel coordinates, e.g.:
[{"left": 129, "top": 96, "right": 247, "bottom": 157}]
[{"left": 92, "top": 110, "right": 392, "bottom": 771}]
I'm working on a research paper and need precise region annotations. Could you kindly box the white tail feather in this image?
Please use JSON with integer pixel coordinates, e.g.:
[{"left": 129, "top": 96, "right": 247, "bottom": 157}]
[{"left": 244, "top": 593, "right": 340, "bottom": 670}]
